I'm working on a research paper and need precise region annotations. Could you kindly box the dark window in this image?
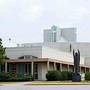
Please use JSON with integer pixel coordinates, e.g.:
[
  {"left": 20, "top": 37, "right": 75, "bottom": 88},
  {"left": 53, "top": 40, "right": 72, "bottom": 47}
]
[{"left": 25, "top": 64, "right": 28, "bottom": 73}]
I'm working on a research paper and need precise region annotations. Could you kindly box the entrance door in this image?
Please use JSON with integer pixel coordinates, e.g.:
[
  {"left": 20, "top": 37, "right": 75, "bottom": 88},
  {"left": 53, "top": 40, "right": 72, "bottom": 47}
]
[
  {"left": 34, "top": 64, "right": 38, "bottom": 80},
  {"left": 11, "top": 64, "right": 17, "bottom": 73}
]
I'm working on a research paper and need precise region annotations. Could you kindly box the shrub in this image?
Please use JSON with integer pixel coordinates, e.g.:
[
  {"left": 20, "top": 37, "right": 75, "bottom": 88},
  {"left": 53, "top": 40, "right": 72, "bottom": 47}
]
[
  {"left": 61, "top": 71, "right": 68, "bottom": 80},
  {"left": 12, "top": 74, "right": 33, "bottom": 81},
  {"left": 85, "top": 72, "right": 90, "bottom": 80},
  {"left": 67, "top": 71, "right": 73, "bottom": 80},
  {"left": 46, "top": 70, "right": 73, "bottom": 81},
  {"left": 24, "top": 74, "right": 33, "bottom": 81},
  {"left": 0, "top": 72, "right": 5, "bottom": 80},
  {"left": 0, "top": 72, "right": 15, "bottom": 81},
  {"left": 0, "top": 72, "right": 33, "bottom": 81},
  {"left": 46, "top": 70, "right": 61, "bottom": 81}
]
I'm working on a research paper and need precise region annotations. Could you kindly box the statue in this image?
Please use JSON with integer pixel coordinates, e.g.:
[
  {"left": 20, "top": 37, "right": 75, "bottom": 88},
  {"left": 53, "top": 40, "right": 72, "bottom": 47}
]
[
  {"left": 73, "top": 49, "right": 80, "bottom": 74},
  {"left": 72, "top": 49, "right": 81, "bottom": 82}
]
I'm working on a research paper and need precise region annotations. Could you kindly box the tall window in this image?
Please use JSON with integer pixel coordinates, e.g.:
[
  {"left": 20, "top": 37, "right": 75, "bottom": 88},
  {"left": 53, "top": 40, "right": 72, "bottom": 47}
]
[
  {"left": 34, "top": 64, "right": 38, "bottom": 79},
  {"left": 25, "top": 64, "right": 28, "bottom": 74}
]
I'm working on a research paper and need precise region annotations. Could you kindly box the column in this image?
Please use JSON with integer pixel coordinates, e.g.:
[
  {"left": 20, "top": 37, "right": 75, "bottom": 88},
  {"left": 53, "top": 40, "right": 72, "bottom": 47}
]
[
  {"left": 5, "top": 62, "right": 7, "bottom": 73},
  {"left": 80, "top": 66, "right": 81, "bottom": 73},
  {"left": 85, "top": 67, "right": 86, "bottom": 73},
  {"left": 27, "top": 63, "right": 29, "bottom": 74},
  {"left": 16, "top": 64, "right": 18, "bottom": 74},
  {"left": 60, "top": 63, "right": 62, "bottom": 72},
  {"left": 54, "top": 62, "right": 56, "bottom": 70},
  {"left": 31, "top": 62, "right": 34, "bottom": 76},
  {"left": 47, "top": 61, "right": 50, "bottom": 71},
  {"left": 67, "top": 64, "right": 69, "bottom": 72}
]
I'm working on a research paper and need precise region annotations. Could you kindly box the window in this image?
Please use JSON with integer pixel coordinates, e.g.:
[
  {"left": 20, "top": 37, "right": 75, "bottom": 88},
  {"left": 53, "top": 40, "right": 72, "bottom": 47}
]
[
  {"left": 18, "top": 55, "right": 38, "bottom": 59},
  {"left": 34, "top": 64, "right": 38, "bottom": 79},
  {"left": 25, "top": 64, "right": 28, "bottom": 73}
]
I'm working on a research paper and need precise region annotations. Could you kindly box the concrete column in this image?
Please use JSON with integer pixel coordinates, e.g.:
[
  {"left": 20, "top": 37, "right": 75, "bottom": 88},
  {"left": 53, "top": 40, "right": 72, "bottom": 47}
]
[
  {"left": 67, "top": 65, "right": 69, "bottom": 72},
  {"left": 31, "top": 62, "right": 34, "bottom": 76},
  {"left": 54, "top": 62, "right": 56, "bottom": 70},
  {"left": 16, "top": 64, "right": 18, "bottom": 74},
  {"left": 47, "top": 61, "right": 50, "bottom": 71},
  {"left": 85, "top": 67, "right": 86, "bottom": 73},
  {"left": 80, "top": 66, "right": 81, "bottom": 73},
  {"left": 27, "top": 63, "right": 29, "bottom": 74},
  {"left": 60, "top": 63, "right": 62, "bottom": 72},
  {"left": 5, "top": 62, "right": 7, "bottom": 73}
]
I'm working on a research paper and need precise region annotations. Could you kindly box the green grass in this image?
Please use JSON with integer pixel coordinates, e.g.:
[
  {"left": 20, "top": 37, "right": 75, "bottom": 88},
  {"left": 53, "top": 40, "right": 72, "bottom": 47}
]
[
  {"left": 0, "top": 82, "right": 16, "bottom": 85},
  {"left": 26, "top": 81, "right": 90, "bottom": 85},
  {"left": 1, "top": 81, "right": 90, "bottom": 86}
]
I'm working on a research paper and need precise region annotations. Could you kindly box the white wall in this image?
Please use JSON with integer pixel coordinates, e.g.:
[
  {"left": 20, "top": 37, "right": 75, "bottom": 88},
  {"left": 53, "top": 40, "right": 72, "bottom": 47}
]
[
  {"left": 43, "top": 42, "right": 71, "bottom": 52},
  {"left": 43, "top": 42, "right": 90, "bottom": 58},
  {"left": 72, "top": 43, "right": 90, "bottom": 57},
  {"left": 38, "top": 63, "right": 47, "bottom": 80},
  {"left": 84, "top": 57, "right": 90, "bottom": 66},
  {"left": 6, "top": 44, "right": 85, "bottom": 65},
  {"left": 42, "top": 46, "right": 84, "bottom": 65},
  {"left": 6, "top": 46, "right": 42, "bottom": 59}
]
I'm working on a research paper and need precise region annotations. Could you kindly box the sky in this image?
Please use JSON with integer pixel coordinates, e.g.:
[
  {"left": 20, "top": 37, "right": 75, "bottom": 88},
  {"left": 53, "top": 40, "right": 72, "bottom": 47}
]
[{"left": 0, "top": 0, "right": 90, "bottom": 47}]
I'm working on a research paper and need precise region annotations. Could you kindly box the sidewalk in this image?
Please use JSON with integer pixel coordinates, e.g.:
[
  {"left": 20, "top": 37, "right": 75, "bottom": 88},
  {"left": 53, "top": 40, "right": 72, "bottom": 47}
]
[
  {"left": 0, "top": 82, "right": 32, "bottom": 86},
  {"left": 25, "top": 81, "right": 90, "bottom": 85},
  {"left": 1, "top": 81, "right": 90, "bottom": 86}
]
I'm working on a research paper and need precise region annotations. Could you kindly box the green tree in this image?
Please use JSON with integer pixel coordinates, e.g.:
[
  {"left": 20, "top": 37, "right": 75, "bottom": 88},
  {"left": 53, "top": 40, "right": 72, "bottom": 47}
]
[{"left": 0, "top": 38, "right": 8, "bottom": 65}]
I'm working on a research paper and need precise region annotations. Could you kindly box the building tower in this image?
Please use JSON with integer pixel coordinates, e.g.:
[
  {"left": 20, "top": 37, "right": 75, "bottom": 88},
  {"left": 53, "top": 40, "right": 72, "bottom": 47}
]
[{"left": 44, "top": 25, "right": 77, "bottom": 43}]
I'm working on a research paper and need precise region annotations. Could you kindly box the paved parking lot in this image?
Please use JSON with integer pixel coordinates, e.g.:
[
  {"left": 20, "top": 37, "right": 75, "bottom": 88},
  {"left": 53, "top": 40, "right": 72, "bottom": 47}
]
[{"left": 1, "top": 85, "right": 90, "bottom": 90}]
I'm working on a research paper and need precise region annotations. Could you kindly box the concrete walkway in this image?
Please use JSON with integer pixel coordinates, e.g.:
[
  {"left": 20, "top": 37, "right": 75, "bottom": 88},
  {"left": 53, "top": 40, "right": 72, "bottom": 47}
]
[
  {"left": 0, "top": 82, "right": 32, "bottom": 86},
  {"left": 1, "top": 84, "right": 90, "bottom": 90},
  {"left": 1, "top": 81, "right": 90, "bottom": 86},
  {"left": 25, "top": 81, "right": 90, "bottom": 85}
]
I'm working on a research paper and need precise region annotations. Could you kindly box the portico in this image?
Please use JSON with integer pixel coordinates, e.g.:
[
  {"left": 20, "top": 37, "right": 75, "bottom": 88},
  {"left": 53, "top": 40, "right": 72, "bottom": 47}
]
[{"left": 3, "top": 58, "right": 90, "bottom": 80}]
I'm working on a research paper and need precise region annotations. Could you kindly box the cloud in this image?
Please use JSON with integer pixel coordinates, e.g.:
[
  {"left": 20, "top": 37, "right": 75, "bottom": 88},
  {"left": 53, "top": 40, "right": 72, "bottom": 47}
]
[
  {"left": 1, "top": 0, "right": 90, "bottom": 45},
  {"left": 0, "top": 0, "right": 42, "bottom": 23}
]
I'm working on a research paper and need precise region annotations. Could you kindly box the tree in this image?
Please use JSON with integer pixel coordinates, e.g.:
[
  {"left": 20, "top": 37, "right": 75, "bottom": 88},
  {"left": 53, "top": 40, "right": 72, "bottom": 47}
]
[{"left": 0, "top": 38, "right": 8, "bottom": 65}]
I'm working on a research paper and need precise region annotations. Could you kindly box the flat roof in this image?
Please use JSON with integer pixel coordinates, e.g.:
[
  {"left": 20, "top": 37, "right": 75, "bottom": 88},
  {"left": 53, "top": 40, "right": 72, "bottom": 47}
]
[{"left": 6, "top": 58, "right": 90, "bottom": 68}]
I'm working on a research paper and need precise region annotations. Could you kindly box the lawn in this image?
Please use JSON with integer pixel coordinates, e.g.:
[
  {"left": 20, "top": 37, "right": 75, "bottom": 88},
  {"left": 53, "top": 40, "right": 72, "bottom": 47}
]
[
  {"left": 1, "top": 81, "right": 90, "bottom": 86},
  {"left": 27, "top": 81, "right": 90, "bottom": 85},
  {"left": 0, "top": 82, "right": 17, "bottom": 85}
]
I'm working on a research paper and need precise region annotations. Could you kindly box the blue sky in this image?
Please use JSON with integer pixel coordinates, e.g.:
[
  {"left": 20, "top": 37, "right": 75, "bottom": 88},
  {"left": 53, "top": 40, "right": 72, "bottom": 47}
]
[{"left": 0, "top": 0, "right": 90, "bottom": 46}]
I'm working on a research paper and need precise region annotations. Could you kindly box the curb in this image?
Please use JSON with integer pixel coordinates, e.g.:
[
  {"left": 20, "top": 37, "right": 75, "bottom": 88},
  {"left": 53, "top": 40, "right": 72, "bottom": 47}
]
[{"left": 25, "top": 83, "right": 90, "bottom": 86}]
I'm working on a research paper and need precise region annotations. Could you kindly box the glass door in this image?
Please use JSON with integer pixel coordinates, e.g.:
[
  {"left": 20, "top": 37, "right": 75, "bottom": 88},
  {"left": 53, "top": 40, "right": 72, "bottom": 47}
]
[{"left": 34, "top": 64, "right": 38, "bottom": 80}]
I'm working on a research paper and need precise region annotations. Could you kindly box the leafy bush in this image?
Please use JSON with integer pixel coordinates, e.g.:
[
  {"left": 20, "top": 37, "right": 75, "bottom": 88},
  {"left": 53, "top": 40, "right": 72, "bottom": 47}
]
[
  {"left": 46, "top": 70, "right": 73, "bottom": 81},
  {"left": 0, "top": 72, "right": 13, "bottom": 80},
  {"left": 0, "top": 72, "right": 5, "bottom": 80},
  {"left": 24, "top": 74, "right": 33, "bottom": 81},
  {"left": 16, "top": 74, "right": 33, "bottom": 81},
  {"left": 85, "top": 72, "right": 90, "bottom": 80},
  {"left": 46, "top": 70, "right": 61, "bottom": 81},
  {"left": 67, "top": 71, "right": 73, "bottom": 80},
  {"left": 61, "top": 71, "right": 68, "bottom": 80},
  {"left": 0, "top": 72, "right": 33, "bottom": 81}
]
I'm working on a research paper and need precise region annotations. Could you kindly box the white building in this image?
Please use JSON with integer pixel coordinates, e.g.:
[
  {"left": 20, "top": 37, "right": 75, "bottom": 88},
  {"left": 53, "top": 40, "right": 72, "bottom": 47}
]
[
  {"left": 44, "top": 25, "right": 76, "bottom": 43},
  {"left": 5, "top": 45, "right": 89, "bottom": 80},
  {"left": 20, "top": 42, "right": 90, "bottom": 67},
  {"left": 2, "top": 26, "right": 90, "bottom": 80}
]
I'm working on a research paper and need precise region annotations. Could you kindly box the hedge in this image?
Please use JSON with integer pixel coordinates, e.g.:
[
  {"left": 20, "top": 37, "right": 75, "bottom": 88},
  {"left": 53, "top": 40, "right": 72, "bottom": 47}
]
[
  {"left": 0, "top": 72, "right": 33, "bottom": 81},
  {"left": 46, "top": 70, "right": 61, "bottom": 81},
  {"left": 46, "top": 70, "right": 73, "bottom": 81},
  {"left": 85, "top": 72, "right": 90, "bottom": 80}
]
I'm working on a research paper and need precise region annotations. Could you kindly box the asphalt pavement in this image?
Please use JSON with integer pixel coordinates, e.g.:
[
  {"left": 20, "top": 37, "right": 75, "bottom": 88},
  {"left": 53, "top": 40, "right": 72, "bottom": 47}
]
[{"left": 0, "top": 85, "right": 90, "bottom": 90}]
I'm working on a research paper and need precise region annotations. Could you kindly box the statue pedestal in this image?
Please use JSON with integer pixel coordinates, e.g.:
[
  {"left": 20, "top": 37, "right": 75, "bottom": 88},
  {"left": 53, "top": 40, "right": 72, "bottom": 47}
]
[{"left": 72, "top": 73, "right": 81, "bottom": 82}]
